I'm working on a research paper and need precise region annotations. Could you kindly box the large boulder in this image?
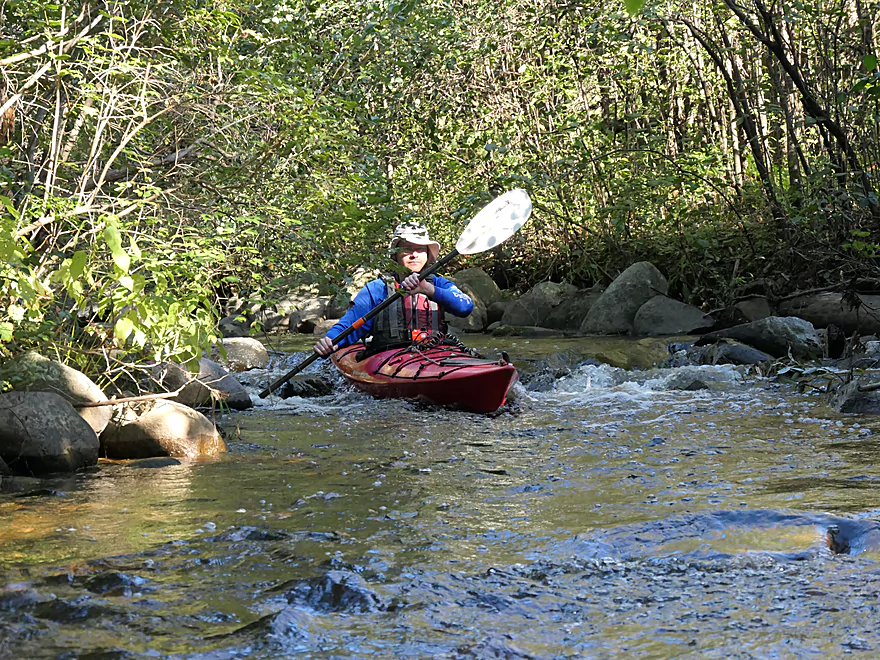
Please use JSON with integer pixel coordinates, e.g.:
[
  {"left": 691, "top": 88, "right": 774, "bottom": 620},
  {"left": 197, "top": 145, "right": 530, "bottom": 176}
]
[
  {"left": 212, "top": 338, "right": 269, "bottom": 372},
  {"left": 0, "top": 392, "right": 99, "bottom": 474},
  {"left": 501, "top": 282, "right": 578, "bottom": 327},
  {"left": 697, "top": 316, "right": 822, "bottom": 359},
  {"left": 544, "top": 287, "right": 603, "bottom": 331},
  {"left": 100, "top": 400, "right": 227, "bottom": 458},
  {"left": 632, "top": 296, "right": 715, "bottom": 336},
  {"left": 581, "top": 262, "right": 668, "bottom": 335},
  {"left": 154, "top": 358, "right": 253, "bottom": 410},
  {"left": 778, "top": 292, "right": 880, "bottom": 335},
  {"left": 0, "top": 351, "right": 110, "bottom": 434},
  {"left": 447, "top": 282, "right": 488, "bottom": 333},
  {"left": 450, "top": 268, "right": 503, "bottom": 307}
]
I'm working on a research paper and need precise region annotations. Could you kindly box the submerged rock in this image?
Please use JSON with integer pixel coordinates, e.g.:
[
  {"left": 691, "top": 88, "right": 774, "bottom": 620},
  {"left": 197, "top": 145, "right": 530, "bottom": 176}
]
[
  {"left": 0, "top": 392, "right": 99, "bottom": 475},
  {"left": 283, "top": 570, "right": 390, "bottom": 613}
]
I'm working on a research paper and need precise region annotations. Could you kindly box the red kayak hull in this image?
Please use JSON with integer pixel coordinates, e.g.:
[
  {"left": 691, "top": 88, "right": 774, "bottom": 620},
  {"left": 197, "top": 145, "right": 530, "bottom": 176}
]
[{"left": 331, "top": 343, "right": 518, "bottom": 413}]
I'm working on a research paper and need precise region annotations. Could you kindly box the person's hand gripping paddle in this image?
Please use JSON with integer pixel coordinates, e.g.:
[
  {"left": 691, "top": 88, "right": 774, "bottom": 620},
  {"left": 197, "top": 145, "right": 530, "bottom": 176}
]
[{"left": 259, "top": 189, "right": 533, "bottom": 398}]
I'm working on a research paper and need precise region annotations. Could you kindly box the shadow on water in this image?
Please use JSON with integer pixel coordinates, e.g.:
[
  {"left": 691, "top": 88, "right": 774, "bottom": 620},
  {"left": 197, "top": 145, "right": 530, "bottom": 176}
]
[{"left": 3, "top": 338, "right": 880, "bottom": 657}]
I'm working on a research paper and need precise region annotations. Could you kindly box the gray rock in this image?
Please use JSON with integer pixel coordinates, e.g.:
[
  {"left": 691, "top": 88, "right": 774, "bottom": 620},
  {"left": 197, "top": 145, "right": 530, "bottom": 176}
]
[
  {"left": 325, "top": 291, "right": 352, "bottom": 319},
  {"left": 779, "top": 292, "right": 880, "bottom": 335},
  {"left": 447, "top": 282, "right": 488, "bottom": 333},
  {"left": 735, "top": 296, "right": 774, "bottom": 322},
  {"left": 100, "top": 400, "right": 227, "bottom": 458},
  {"left": 212, "top": 338, "right": 269, "bottom": 372},
  {"left": 487, "top": 300, "right": 511, "bottom": 325},
  {"left": 700, "top": 339, "right": 774, "bottom": 365},
  {"left": 698, "top": 316, "right": 822, "bottom": 359},
  {"left": 219, "top": 313, "right": 252, "bottom": 338},
  {"left": 502, "top": 282, "right": 578, "bottom": 327},
  {"left": 276, "top": 292, "right": 330, "bottom": 321},
  {"left": 154, "top": 358, "right": 253, "bottom": 410},
  {"left": 450, "top": 267, "right": 502, "bottom": 307},
  {"left": 490, "top": 325, "right": 561, "bottom": 338},
  {"left": 257, "top": 309, "right": 288, "bottom": 332},
  {"left": 581, "top": 262, "right": 668, "bottom": 335},
  {"left": 0, "top": 455, "right": 11, "bottom": 476},
  {"left": 0, "top": 391, "right": 99, "bottom": 474},
  {"left": 312, "top": 318, "right": 338, "bottom": 336},
  {"left": 0, "top": 351, "right": 110, "bottom": 434},
  {"left": 544, "top": 287, "right": 603, "bottom": 331},
  {"left": 633, "top": 296, "right": 715, "bottom": 336}
]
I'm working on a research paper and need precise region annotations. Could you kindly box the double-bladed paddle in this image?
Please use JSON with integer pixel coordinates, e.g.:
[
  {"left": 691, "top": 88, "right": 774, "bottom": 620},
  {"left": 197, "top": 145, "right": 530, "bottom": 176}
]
[{"left": 258, "top": 188, "right": 533, "bottom": 398}]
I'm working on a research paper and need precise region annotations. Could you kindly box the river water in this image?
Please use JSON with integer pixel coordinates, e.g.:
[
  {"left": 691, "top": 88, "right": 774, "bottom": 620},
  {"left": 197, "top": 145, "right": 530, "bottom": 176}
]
[{"left": 2, "top": 336, "right": 880, "bottom": 658}]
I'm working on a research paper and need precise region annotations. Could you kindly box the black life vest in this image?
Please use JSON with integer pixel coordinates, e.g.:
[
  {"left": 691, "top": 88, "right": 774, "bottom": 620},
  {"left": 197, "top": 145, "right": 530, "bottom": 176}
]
[{"left": 371, "top": 277, "right": 447, "bottom": 346}]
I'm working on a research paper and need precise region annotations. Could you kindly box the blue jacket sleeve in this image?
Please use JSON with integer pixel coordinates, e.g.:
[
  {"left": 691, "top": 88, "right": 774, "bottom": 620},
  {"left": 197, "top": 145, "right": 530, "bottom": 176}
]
[
  {"left": 431, "top": 275, "right": 474, "bottom": 318},
  {"left": 325, "top": 279, "right": 387, "bottom": 347}
]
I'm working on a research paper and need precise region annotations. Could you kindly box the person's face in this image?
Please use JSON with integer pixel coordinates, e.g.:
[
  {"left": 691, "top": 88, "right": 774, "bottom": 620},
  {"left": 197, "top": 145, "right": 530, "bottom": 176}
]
[{"left": 396, "top": 241, "right": 428, "bottom": 273}]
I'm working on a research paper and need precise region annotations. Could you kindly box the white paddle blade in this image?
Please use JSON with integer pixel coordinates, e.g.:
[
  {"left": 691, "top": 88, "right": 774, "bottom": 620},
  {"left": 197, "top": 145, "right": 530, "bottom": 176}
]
[{"left": 455, "top": 189, "right": 533, "bottom": 255}]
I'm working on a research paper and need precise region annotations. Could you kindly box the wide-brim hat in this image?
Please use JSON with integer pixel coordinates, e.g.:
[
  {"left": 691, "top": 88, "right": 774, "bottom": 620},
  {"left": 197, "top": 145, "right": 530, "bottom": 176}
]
[{"left": 387, "top": 222, "right": 440, "bottom": 261}]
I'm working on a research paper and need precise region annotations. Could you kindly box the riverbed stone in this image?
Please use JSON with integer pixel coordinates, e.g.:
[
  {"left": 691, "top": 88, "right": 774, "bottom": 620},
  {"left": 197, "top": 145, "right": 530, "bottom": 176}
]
[
  {"left": 283, "top": 570, "right": 390, "bottom": 613},
  {"left": 501, "top": 282, "right": 578, "bottom": 327},
  {"left": 212, "top": 338, "right": 269, "bottom": 372},
  {"left": 100, "top": 399, "right": 226, "bottom": 458},
  {"left": 450, "top": 267, "right": 503, "bottom": 307},
  {"left": 544, "top": 287, "right": 603, "bottom": 331},
  {"left": 633, "top": 296, "right": 715, "bottom": 336},
  {"left": 0, "top": 391, "right": 99, "bottom": 474},
  {"left": 697, "top": 316, "right": 822, "bottom": 359},
  {"left": 487, "top": 300, "right": 511, "bottom": 325},
  {"left": 154, "top": 358, "right": 253, "bottom": 410},
  {"left": 779, "top": 292, "right": 880, "bottom": 335},
  {"left": 829, "top": 381, "right": 880, "bottom": 415},
  {"left": 447, "top": 282, "right": 488, "bottom": 333},
  {"left": 735, "top": 296, "right": 774, "bottom": 322},
  {"left": 0, "top": 351, "right": 110, "bottom": 435},
  {"left": 699, "top": 339, "right": 774, "bottom": 365},
  {"left": 581, "top": 262, "right": 668, "bottom": 335}
]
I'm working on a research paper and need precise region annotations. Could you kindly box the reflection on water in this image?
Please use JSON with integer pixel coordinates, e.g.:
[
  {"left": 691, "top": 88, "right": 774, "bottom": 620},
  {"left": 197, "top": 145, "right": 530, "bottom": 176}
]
[{"left": 2, "top": 337, "right": 880, "bottom": 657}]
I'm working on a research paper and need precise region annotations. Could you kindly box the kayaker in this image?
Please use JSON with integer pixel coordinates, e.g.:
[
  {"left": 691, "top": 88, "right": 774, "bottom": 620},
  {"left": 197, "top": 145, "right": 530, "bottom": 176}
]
[{"left": 314, "top": 222, "right": 474, "bottom": 356}]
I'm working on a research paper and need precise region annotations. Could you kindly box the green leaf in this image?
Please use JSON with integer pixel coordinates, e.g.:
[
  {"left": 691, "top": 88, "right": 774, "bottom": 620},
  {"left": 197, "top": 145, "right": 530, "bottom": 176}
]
[
  {"left": 0, "top": 321, "right": 13, "bottom": 342},
  {"left": 103, "top": 224, "right": 130, "bottom": 272},
  {"left": 624, "top": 0, "right": 646, "bottom": 15},
  {"left": 0, "top": 195, "right": 19, "bottom": 220},
  {"left": 114, "top": 317, "right": 134, "bottom": 342},
  {"left": 865, "top": 54, "right": 878, "bottom": 71},
  {"left": 70, "top": 250, "right": 87, "bottom": 279}
]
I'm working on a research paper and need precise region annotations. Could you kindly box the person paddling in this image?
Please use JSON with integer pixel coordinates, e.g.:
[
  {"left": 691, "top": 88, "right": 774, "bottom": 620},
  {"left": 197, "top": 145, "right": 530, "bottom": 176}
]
[{"left": 314, "top": 222, "right": 474, "bottom": 356}]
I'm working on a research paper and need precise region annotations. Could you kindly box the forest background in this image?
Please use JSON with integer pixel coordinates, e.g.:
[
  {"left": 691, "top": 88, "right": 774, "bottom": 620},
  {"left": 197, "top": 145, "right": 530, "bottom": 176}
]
[{"left": 1, "top": 0, "right": 878, "bottom": 388}]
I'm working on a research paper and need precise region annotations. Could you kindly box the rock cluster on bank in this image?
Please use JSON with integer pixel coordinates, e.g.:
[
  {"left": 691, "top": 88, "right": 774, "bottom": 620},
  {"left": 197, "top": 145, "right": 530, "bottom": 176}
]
[
  {"left": 229, "top": 261, "right": 880, "bottom": 416},
  {"left": 0, "top": 349, "right": 244, "bottom": 478}
]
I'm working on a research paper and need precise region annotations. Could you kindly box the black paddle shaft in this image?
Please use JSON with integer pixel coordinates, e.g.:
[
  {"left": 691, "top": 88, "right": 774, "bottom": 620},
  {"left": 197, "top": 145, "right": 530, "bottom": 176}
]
[{"left": 258, "top": 248, "right": 460, "bottom": 398}]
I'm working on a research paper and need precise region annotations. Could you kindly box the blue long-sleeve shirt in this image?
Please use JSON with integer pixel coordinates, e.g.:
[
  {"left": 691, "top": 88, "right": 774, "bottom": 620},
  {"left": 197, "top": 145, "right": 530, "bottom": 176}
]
[{"left": 326, "top": 276, "right": 474, "bottom": 347}]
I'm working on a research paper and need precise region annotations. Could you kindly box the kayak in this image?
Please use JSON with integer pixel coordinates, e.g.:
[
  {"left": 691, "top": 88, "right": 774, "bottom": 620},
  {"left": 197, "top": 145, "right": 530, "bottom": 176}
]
[{"left": 331, "top": 342, "right": 518, "bottom": 413}]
